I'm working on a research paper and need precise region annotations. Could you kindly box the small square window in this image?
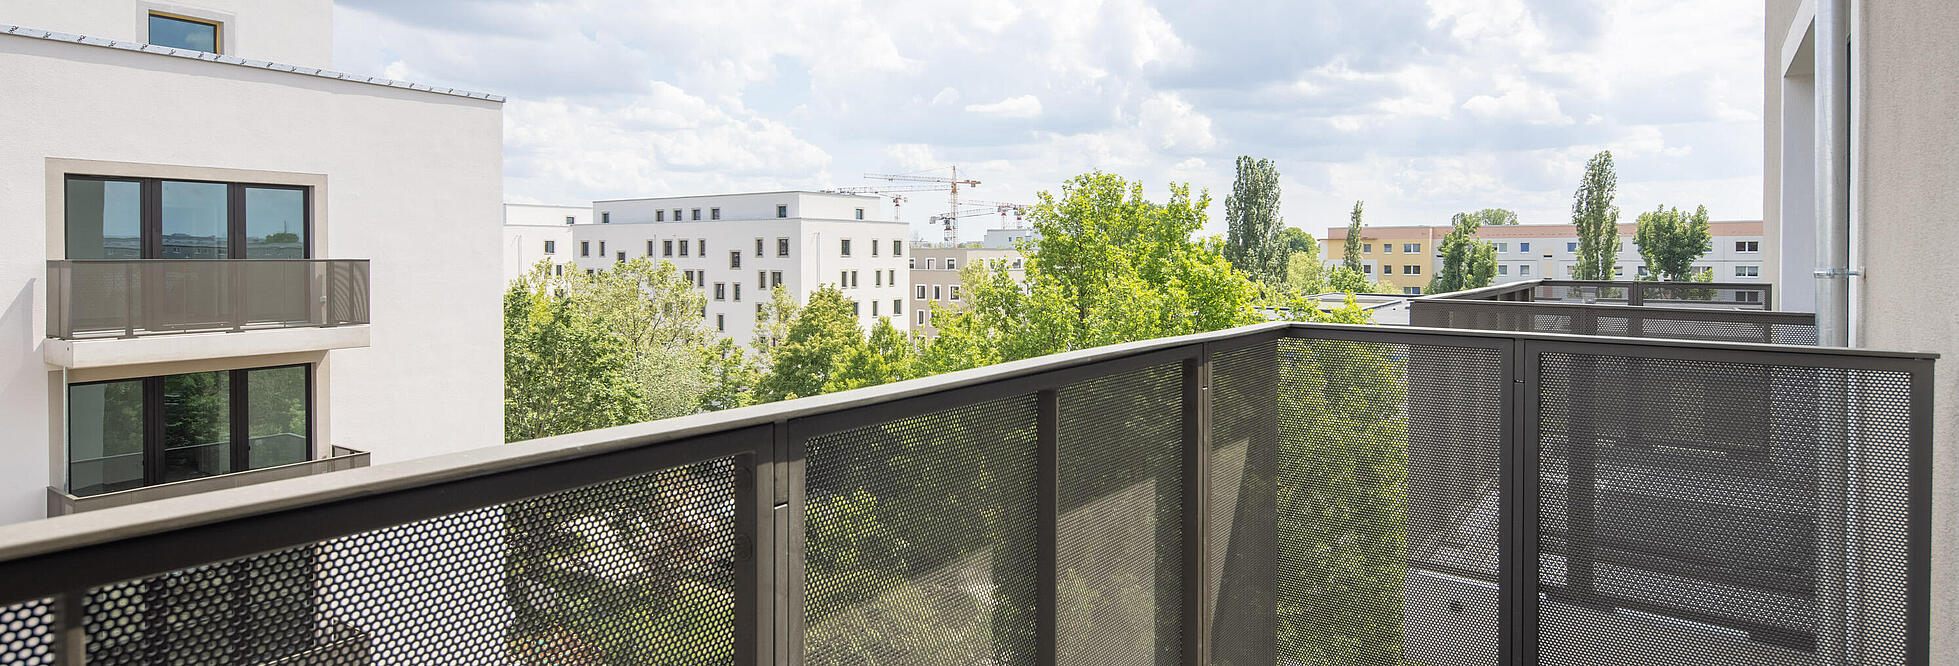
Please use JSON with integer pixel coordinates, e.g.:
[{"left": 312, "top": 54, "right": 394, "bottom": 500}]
[
  {"left": 946, "top": 258, "right": 957, "bottom": 270},
  {"left": 615, "top": 251, "right": 625, "bottom": 262},
  {"left": 692, "top": 209, "right": 702, "bottom": 221},
  {"left": 1382, "top": 265, "right": 1393, "bottom": 275},
  {"left": 711, "top": 208, "right": 721, "bottom": 220},
  {"left": 1520, "top": 243, "right": 1531, "bottom": 252},
  {"left": 927, "top": 258, "right": 938, "bottom": 269},
  {"left": 565, "top": 216, "right": 576, "bottom": 225},
  {"left": 1383, "top": 244, "right": 1392, "bottom": 254},
  {"left": 664, "top": 240, "right": 674, "bottom": 257},
  {"left": 1498, "top": 264, "right": 1508, "bottom": 275},
  {"left": 1566, "top": 242, "right": 1578, "bottom": 252},
  {"left": 544, "top": 240, "right": 556, "bottom": 254},
  {"left": 1495, "top": 243, "right": 1508, "bottom": 253},
  {"left": 841, "top": 239, "right": 853, "bottom": 257},
  {"left": 1365, "top": 244, "right": 1374, "bottom": 253},
  {"left": 602, "top": 212, "right": 611, "bottom": 224},
  {"left": 657, "top": 210, "right": 666, "bottom": 222},
  {"left": 1521, "top": 264, "right": 1532, "bottom": 275},
  {"left": 855, "top": 208, "right": 865, "bottom": 220},
  {"left": 777, "top": 205, "right": 789, "bottom": 218}
]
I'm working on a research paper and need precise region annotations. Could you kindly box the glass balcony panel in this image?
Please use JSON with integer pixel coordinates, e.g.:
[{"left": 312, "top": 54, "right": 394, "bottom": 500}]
[{"left": 66, "top": 379, "right": 146, "bottom": 497}]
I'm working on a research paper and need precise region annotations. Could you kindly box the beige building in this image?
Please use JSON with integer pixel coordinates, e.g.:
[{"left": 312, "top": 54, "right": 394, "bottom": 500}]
[
  {"left": 1764, "top": 0, "right": 1959, "bottom": 660},
  {"left": 909, "top": 247, "right": 1024, "bottom": 337},
  {"left": 1322, "top": 221, "right": 1765, "bottom": 294}
]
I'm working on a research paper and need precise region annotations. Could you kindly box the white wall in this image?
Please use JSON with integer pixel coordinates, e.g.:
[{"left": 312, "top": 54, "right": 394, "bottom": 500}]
[
  {"left": 0, "top": 32, "right": 504, "bottom": 524},
  {"left": 2, "top": 0, "right": 333, "bottom": 67},
  {"left": 503, "top": 204, "right": 584, "bottom": 281}
]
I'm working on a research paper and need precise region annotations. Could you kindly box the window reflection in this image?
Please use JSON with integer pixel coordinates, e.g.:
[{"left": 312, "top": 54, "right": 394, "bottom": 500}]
[
  {"left": 245, "top": 188, "right": 305, "bottom": 258},
  {"left": 161, "top": 181, "right": 229, "bottom": 259},
  {"left": 67, "top": 380, "right": 146, "bottom": 496},
  {"left": 247, "top": 366, "right": 308, "bottom": 469},
  {"left": 65, "top": 179, "right": 142, "bottom": 259},
  {"left": 148, "top": 13, "right": 219, "bottom": 53},
  {"left": 162, "top": 371, "right": 231, "bottom": 483}
]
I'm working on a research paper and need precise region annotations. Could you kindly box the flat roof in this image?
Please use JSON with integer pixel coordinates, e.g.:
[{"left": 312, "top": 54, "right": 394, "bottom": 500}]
[
  {"left": 2, "top": 24, "right": 503, "bottom": 102},
  {"left": 595, "top": 190, "right": 882, "bottom": 203}
]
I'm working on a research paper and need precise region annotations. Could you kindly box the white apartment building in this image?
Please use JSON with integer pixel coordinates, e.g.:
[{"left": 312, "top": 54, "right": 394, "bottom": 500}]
[
  {"left": 503, "top": 203, "right": 585, "bottom": 280},
  {"left": 582, "top": 192, "right": 911, "bottom": 344},
  {"left": 1322, "top": 221, "right": 1766, "bottom": 294},
  {"left": 909, "top": 247, "right": 1025, "bottom": 337},
  {"left": 983, "top": 226, "right": 1040, "bottom": 250},
  {"left": 0, "top": 1, "right": 505, "bottom": 524}
]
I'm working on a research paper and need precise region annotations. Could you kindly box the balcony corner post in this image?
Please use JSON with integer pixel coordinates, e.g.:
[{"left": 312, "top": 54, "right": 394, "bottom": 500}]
[
  {"left": 55, "top": 589, "right": 83, "bottom": 666},
  {"left": 1180, "top": 344, "right": 1212, "bottom": 665},
  {"left": 1036, "top": 388, "right": 1059, "bottom": 666}
]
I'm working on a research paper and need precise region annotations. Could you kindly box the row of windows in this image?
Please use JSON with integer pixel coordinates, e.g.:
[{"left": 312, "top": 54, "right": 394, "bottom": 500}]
[
  {"left": 907, "top": 257, "right": 1025, "bottom": 270},
  {"left": 567, "top": 236, "right": 907, "bottom": 263},
  {"left": 837, "top": 269, "right": 899, "bottom": 288},
  {"left": 1362, "top": 240, "right": 1762, "bottom": 257},
  {"left": 1357, "top": 243, "right": 1426, "bottom": 254},
  {"left": 1373, "top": 264, "right": 1423, "bottom": 276},
  {"left": 914, "top": 284, "right": 961, "bottom": 301},
  {"left": 597, "top": 204, "right": 871, "bottom": 224},
  {"left": 838, "top": 238, "right": 903, "bottom": 257}
]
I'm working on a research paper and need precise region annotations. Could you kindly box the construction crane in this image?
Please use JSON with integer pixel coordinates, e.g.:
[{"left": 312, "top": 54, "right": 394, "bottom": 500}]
[
  {"left": 930, "top": 199, "right": 1028, "bottom": 235},
  {"left": 863, "top": 166, "right": 981, "bottom": 242}
]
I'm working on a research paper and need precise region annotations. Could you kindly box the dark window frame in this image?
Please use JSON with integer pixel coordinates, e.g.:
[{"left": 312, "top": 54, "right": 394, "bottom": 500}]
[
  {"left": 64, "top": 175, "right": 312, "bottom": 260},
  {"left": 67, "top": 363, "right": 313, "bottom": 495}
]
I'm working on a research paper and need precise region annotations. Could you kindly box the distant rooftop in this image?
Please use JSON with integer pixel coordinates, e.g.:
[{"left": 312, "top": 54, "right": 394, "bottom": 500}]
[
  {"left": 0, "top": 24, "right": 503, "bottom": 102},
  {"left": 595, "top": 190, "right": 882, "bottom": 203}
]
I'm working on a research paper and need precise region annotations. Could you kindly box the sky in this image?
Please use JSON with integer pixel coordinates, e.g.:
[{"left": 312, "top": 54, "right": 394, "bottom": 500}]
[{"left": 333, "top": 0, "right": 1764, "bottom": 242}]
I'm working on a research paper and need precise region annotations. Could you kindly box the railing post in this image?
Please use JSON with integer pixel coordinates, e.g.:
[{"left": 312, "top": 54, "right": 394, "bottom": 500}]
[
  {"left": 734, "top": 444, "right": 774, "bottom": 666},
  {"left": 1036, "top": 389, "right": 1058, "bottom": 666},
  {"left": 1504, "top": 338, "right": 1540, "bottom": 666},
  {"left": 55, "top": 590, "right": 83, "bottom": 666},
  {"left": 122, "top": 262, "right": 137, "bottom": 338},
  {"left": 1181, "top": 345, "right": 1212, "bottom": 665},
  {"left": 780, "top": 421, "right": 805, "bottom": 666},
  {"left": 229, "top": 260, "right": 246, "bottom": 331}
]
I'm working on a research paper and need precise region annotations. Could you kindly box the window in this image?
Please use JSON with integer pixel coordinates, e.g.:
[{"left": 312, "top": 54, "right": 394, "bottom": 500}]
[
  {"left": 755, "top": 238, "right": 764, "bottom": 257},
  {"left": 602, "top": 212, "right": 611, "bottom": 224},
  {"left": 63, "top": 176, "right": 309, "bottom": 260},
  {"left": 855, "top": 208, "right": 866, "bottom": 220},
  {"left": 872, "top": 301, "right": 879, "bottom": 316},
  {"left": 565, "top": 216, "right": 576, "bottom": 225},
  {"left": 909, "top": 258, "right": 916, "bottom": 269},
  {"left": 918, "top": 310, "right": 927, "bottom": 325},
  {"left": 1497, "top": 264, "right": 1508, "bottom": 275},
  {"left": 1521, "top": 264, "right": 1532, "bottom": 276},
  {"left": 841, "top": 239, "right": 853, "bottom": 257},
  {"left": 67, "top": 364, "right": 310, "bottom": 496},
  {"left": 734, "top": 283, "right": 742, "bottom": 301},
  {"left": 544, "top": 240, "right": 556, "bottom": 254},
  {"left": 875, "top": 271, "right": 882, "bottom": 287},
  {"left": 777, "top": 238, "right": 791, "bottom": 257},
  {"left": 1382, "top": 265, "right": 1393, "bottom": 274},
  {"left": 777, "top": 205, "right": 789, "bottom": 218},
  {"left": 916, "top": 285, "right": 927, "bottom": 299},
  {"left": 730, "top": 251, "right": 742, "bottom": 269},
  {"left": 850, "top": 271, "right": 860, "bottom": 288},
  {"left": 1382, "top": 244, "right": 1391, "bottom": 254},
  {"left": 888, "top": 269, "right": 896, "bottom": 285},
  {"left": 715, "top": 283, "right": 726, "bottom": 300},
  {"left": 852, "top": 301, "right": 861, "bottom": 316},
  {"left": 770, "top": 271, "right": 783, "bottom": 287},
  {"left": 680, "top": 240, "right": 690, "bottom": 257},
  {"left": 893, "top": 300, "right": 902, "bottom": 315},
  {"left": 926, "top": 258, "right": 938, "bottom": 269},
  {"left": 554, "top": 265, "right": 563, "bottom": 276},
  {"left": 1362, "top": 264, "right": 1373, "bottom": 274},
  {"left": 598, "top": 241, "right": 607, "bottom": 256},
  {"left": 872, "top": 239, "right": 881, "bottom": 256},
  {"left": 946, "top": 258, "right": 958, "bottom": 270},
  {"left": 1520, "top": 242, "right": 1531, "bottom": 253},
  {"left": 657, "top": 210, "right": 666, "bottom": 222},
  {"left": 840, "top": 270, "right": 848, "bottom": 287},
  {"left": 580, "top": 241, "right": 590, "bottom": 257},
  {"left": 1564, "top": 265, "right": 1576, "bottom": 276},
  {"left": 759, "top": 271, "right": 767, "bottom": 290},
  {"left": 1613, "top": 265, "right": 1623, "bottom": 276},
  {"left": 1404, "top": 243, "right": 1421, "bottom": 253},
  {"left": 1406, "top": 264, "right": 1422, "bottom": 274},
  {"left": 1403, "top": 286, "right": 1423, "bottom": 295},
  {"left": 673, "top": 209, "right": 681, "bottom": 221},
  {"left": 646, "top": 240, "right": 654, "bottom": 256},
  {"left": 692, "top": 209, "right": 701, "bottom": 221},
  {"left": 1495, "top": 242, "right": 1508, "bottom": 253},
  {"left": 1638, "top": 265, "right": 1651, "bottom": 277},
  {"left": 1738, "top": 292, "right": 1763, "bottom": 303},
  {"left": 950, "top": 285, "right": 961, "bottom": 301},
  {"left": 1566, "top": 242, "right": 1578, "bottom": 252},
  {"left": 663, "top": 240, "right": 674, "bottom": 257},
  {"left": 1735, "top": 265, "right": 1760, "bottom": 277},
  {"left": 684, "top": 270, "right": 694, "bottom": 283},
  {"left": 698, "top": 239, "right": 706, "bottom": 254},
  {"left": 1736, "top": 240, "right": 1761, "bottom": 252},
  {"left": 148, "top": 12, "right": 220, "bottom": 53},
  {"left": 711, "top": 208, "right": 721, "bottom": 220},
  {"left": 894, "top": 240, "right": 904, "bottom": 256},
  {"left": 615, "top": 251, "right": 625, "bottom": 262},
  {"left": 934, "top": 285, "right": 943, "bottom": 300},
  {"left": 717, "top": 314, "right": 725, "bottom": 331},
  {"left": 1012, "top": 259, "right": 1023, "bottom": 269}
]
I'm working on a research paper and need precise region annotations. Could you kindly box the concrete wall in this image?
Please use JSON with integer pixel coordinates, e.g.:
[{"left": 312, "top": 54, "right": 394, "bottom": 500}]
[
  {"left": 1850, "top": 1, "right": 1959, "bottom": 661},
  {"left": 502, "top": 204, "right": 584, "bottom": 280},
  {"left": 0, "top": 32, "right": 504, "bottom": 524},
  {"left": 3, "top": 0, "right": 333, "bottom": 67}
]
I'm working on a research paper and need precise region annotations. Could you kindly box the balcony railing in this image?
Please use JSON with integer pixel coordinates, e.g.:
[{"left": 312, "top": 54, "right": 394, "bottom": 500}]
[
  {"left": 1412, "top": 279, "right": 1815, "bottom": 344},
  {"left": 46, "top": 259, "right": 370, "bottom": 340},
  {"left": 46, "top": 445, "right": 370, "bottom": 517},
  {"left": 0, "top": 322, "right": 1932, "bottom": 665}
]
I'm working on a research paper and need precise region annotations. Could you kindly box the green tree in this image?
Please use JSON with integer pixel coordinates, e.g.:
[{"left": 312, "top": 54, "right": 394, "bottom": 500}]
[
  {"left": 1633, "top": 204, "right": 1712, "bottom": 281},
  {"left": 502, "top": 264, "right": 648, "bottom": 443},
  {"left": 697, "top": 338, "right": 759, "bottom": 411},
  {"left": 1471, "top": 208, "right": 1519, "bottom": 225},
  {"left": 824, "top": 317, "right": 920, "bottom": 393},
  {"left": 1278, "top": 226, "right": 1314, "bottom": 255},
  {"left": 1223, "top": 156, "right": 1287, "bottom": 283},
  {"left": 1428, "top": 212, "right": 1498, "bottom": 294},
  {"left": 751, "top": 285, "right": 800, "bottom": 368},
  {"left": 755, "top": 286, "right": 863, "bottom": 401},
  {"left": 1571, "top": 151, "right": 1622, "bottom": 280},
  {"left": 1342, "top": 201, "right": 1365, "bottom": 271}
]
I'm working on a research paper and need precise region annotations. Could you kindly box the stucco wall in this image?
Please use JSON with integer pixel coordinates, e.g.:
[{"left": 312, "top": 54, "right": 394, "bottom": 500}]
[
  {"left": 0, "top": 34, "right": 504, "bottom": 524},
  {"left": 2, "top": 0, "right": 333, "bottom": 67},
  {"left": 1853, "top": 1, "right": 1959, "bottom": 661}
]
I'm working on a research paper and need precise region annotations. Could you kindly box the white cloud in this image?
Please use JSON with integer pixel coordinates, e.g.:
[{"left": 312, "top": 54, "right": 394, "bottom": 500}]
[
  {"left": 1138, "top": 92, "right": 1216, "bottom": 152},
  {"left": 965, "top": 95, "right": 1045, "bottom": 118},
  {"left": 1461, "top": 75, "right": 1572, "bottom": 125}
]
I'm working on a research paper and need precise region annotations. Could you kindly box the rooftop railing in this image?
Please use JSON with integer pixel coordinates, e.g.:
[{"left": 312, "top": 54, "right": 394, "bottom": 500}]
[
  {"left": 46, "top": 259, "right": 370, "bottom": 340},
  {"left": 0, "top": 321, "right": 1932, "bottom": 665},
  {"left": 1412, "top": 279, "right": 1814, "bottom": 344}
]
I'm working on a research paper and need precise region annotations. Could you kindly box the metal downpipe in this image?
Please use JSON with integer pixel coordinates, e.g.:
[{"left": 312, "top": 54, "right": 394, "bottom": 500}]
[{"left": 1814, "top": 0, "right": 1853, "bottom": 346}]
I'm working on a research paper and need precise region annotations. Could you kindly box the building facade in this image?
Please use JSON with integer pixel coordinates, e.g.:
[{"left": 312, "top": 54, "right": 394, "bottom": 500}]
[
  {"left": 582, "top": 192, "right": 911, "bottom": 345},
  {"left": 0, "top": 1, "right": 505, "bottom": 524},
  {"left": 1765, "top": 1, "right": 1959, "bottom": 659},
  {"left": 909, "top": 247, "right": 1026, "bottom": 337},
  {"left": 1321, "top": 221, "right": 1766, "bottom": 294},
  {"left": 502, "top": 203, "right": 585, "bottom": 280}
]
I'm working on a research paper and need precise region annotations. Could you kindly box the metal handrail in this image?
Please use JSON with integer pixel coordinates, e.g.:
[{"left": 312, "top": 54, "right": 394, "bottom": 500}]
[{"left": 45, "top": 258, "right": 371, "bottom": 339}]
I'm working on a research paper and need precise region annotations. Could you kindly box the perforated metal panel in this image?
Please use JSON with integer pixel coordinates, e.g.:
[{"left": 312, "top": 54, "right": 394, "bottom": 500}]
[
  {"left": 1537, "top": 352, "right": 1915, "bottom": 666},
  {"left": 802, "top": 395, "right": 1040, "bottom": 665},
  {"left": 1209, "top": 342, "right": 1279, "bottom": 666},
  {"left": 1411, "top": 300, "right": 1818, "bottom": 345},
  {"left": 0, "top": 600, "right": 55, "bottom": 665},
  {"left": 1274, "top": 338, "right": 1504, "bottom": 666},
  {"left": 1056, "top": 363, "right": 1182, "bottom": 665},
  {"left": 62, "top": 457, "right": 737, "bottom": 665}
]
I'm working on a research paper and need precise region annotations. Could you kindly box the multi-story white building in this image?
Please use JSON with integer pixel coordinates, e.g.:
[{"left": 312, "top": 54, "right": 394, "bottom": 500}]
[
  {"left": 502, "top": 203, "right": 585, "bottom": 280},
  {"left": 1321, "top": 220, "right": 1766, "bottom": 294},
  {"left": 909, "top": 247, "right": 1025, "bottom": 337},
  {"left": 581, "top": 192, "right": 911, "bottom": 344},
  {"left": 0, "top": 1, "right": 505, "bottom": 524}
]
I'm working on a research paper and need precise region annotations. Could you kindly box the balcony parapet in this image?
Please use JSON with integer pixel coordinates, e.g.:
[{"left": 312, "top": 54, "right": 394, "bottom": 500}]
[{"left": 46, "top": 446, "right": 369, "bottom": 517}]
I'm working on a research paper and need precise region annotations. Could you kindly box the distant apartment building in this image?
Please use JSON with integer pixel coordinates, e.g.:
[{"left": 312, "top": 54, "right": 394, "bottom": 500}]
[
  {"left": 0, "top": 1, "right": 505, "bottom": 524},
  {"left": 983, "top": 226, "right": 1040, "bottom": 250},
  {"left": 1321, "top": 221, "right": 1765, "bottom": 294},
  {"left": 502, "top": 203, "right": 586, "bottom": 279},
  {"left": 909, "top": 247, "right": 1026, "bottom": 337},
  {"left": 580, "top": 192, "right": 910, "bottom": 344}
]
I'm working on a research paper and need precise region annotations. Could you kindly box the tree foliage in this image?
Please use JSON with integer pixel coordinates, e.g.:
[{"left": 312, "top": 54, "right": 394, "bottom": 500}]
[
  {"left": 1428, "top": 212, "right": 1499, "bottom": 294},
  {"left": 1633, "top": 204, "right": 1712, "bottom": 281},
  {"left": 1471, "top": 208, "right": 1519, "bottom": 225},
  {"left": 1571, "top": 151, "right": 1622, "bottom": 280},
  {"left": 754, "top": 286, "right": 862, "bottom": 402},
  {"left": 1278, "top": 226, "right": 1314, "bottom": 255},
  {"left": 1342, "top": 200, "right": 1365, "bottom": 272},
  {"left": 1223, "top": 156, "right": 1288, "bottom": 284},
  {"left": 503, "top": 264, "right": 650, "bottom": 442}
]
